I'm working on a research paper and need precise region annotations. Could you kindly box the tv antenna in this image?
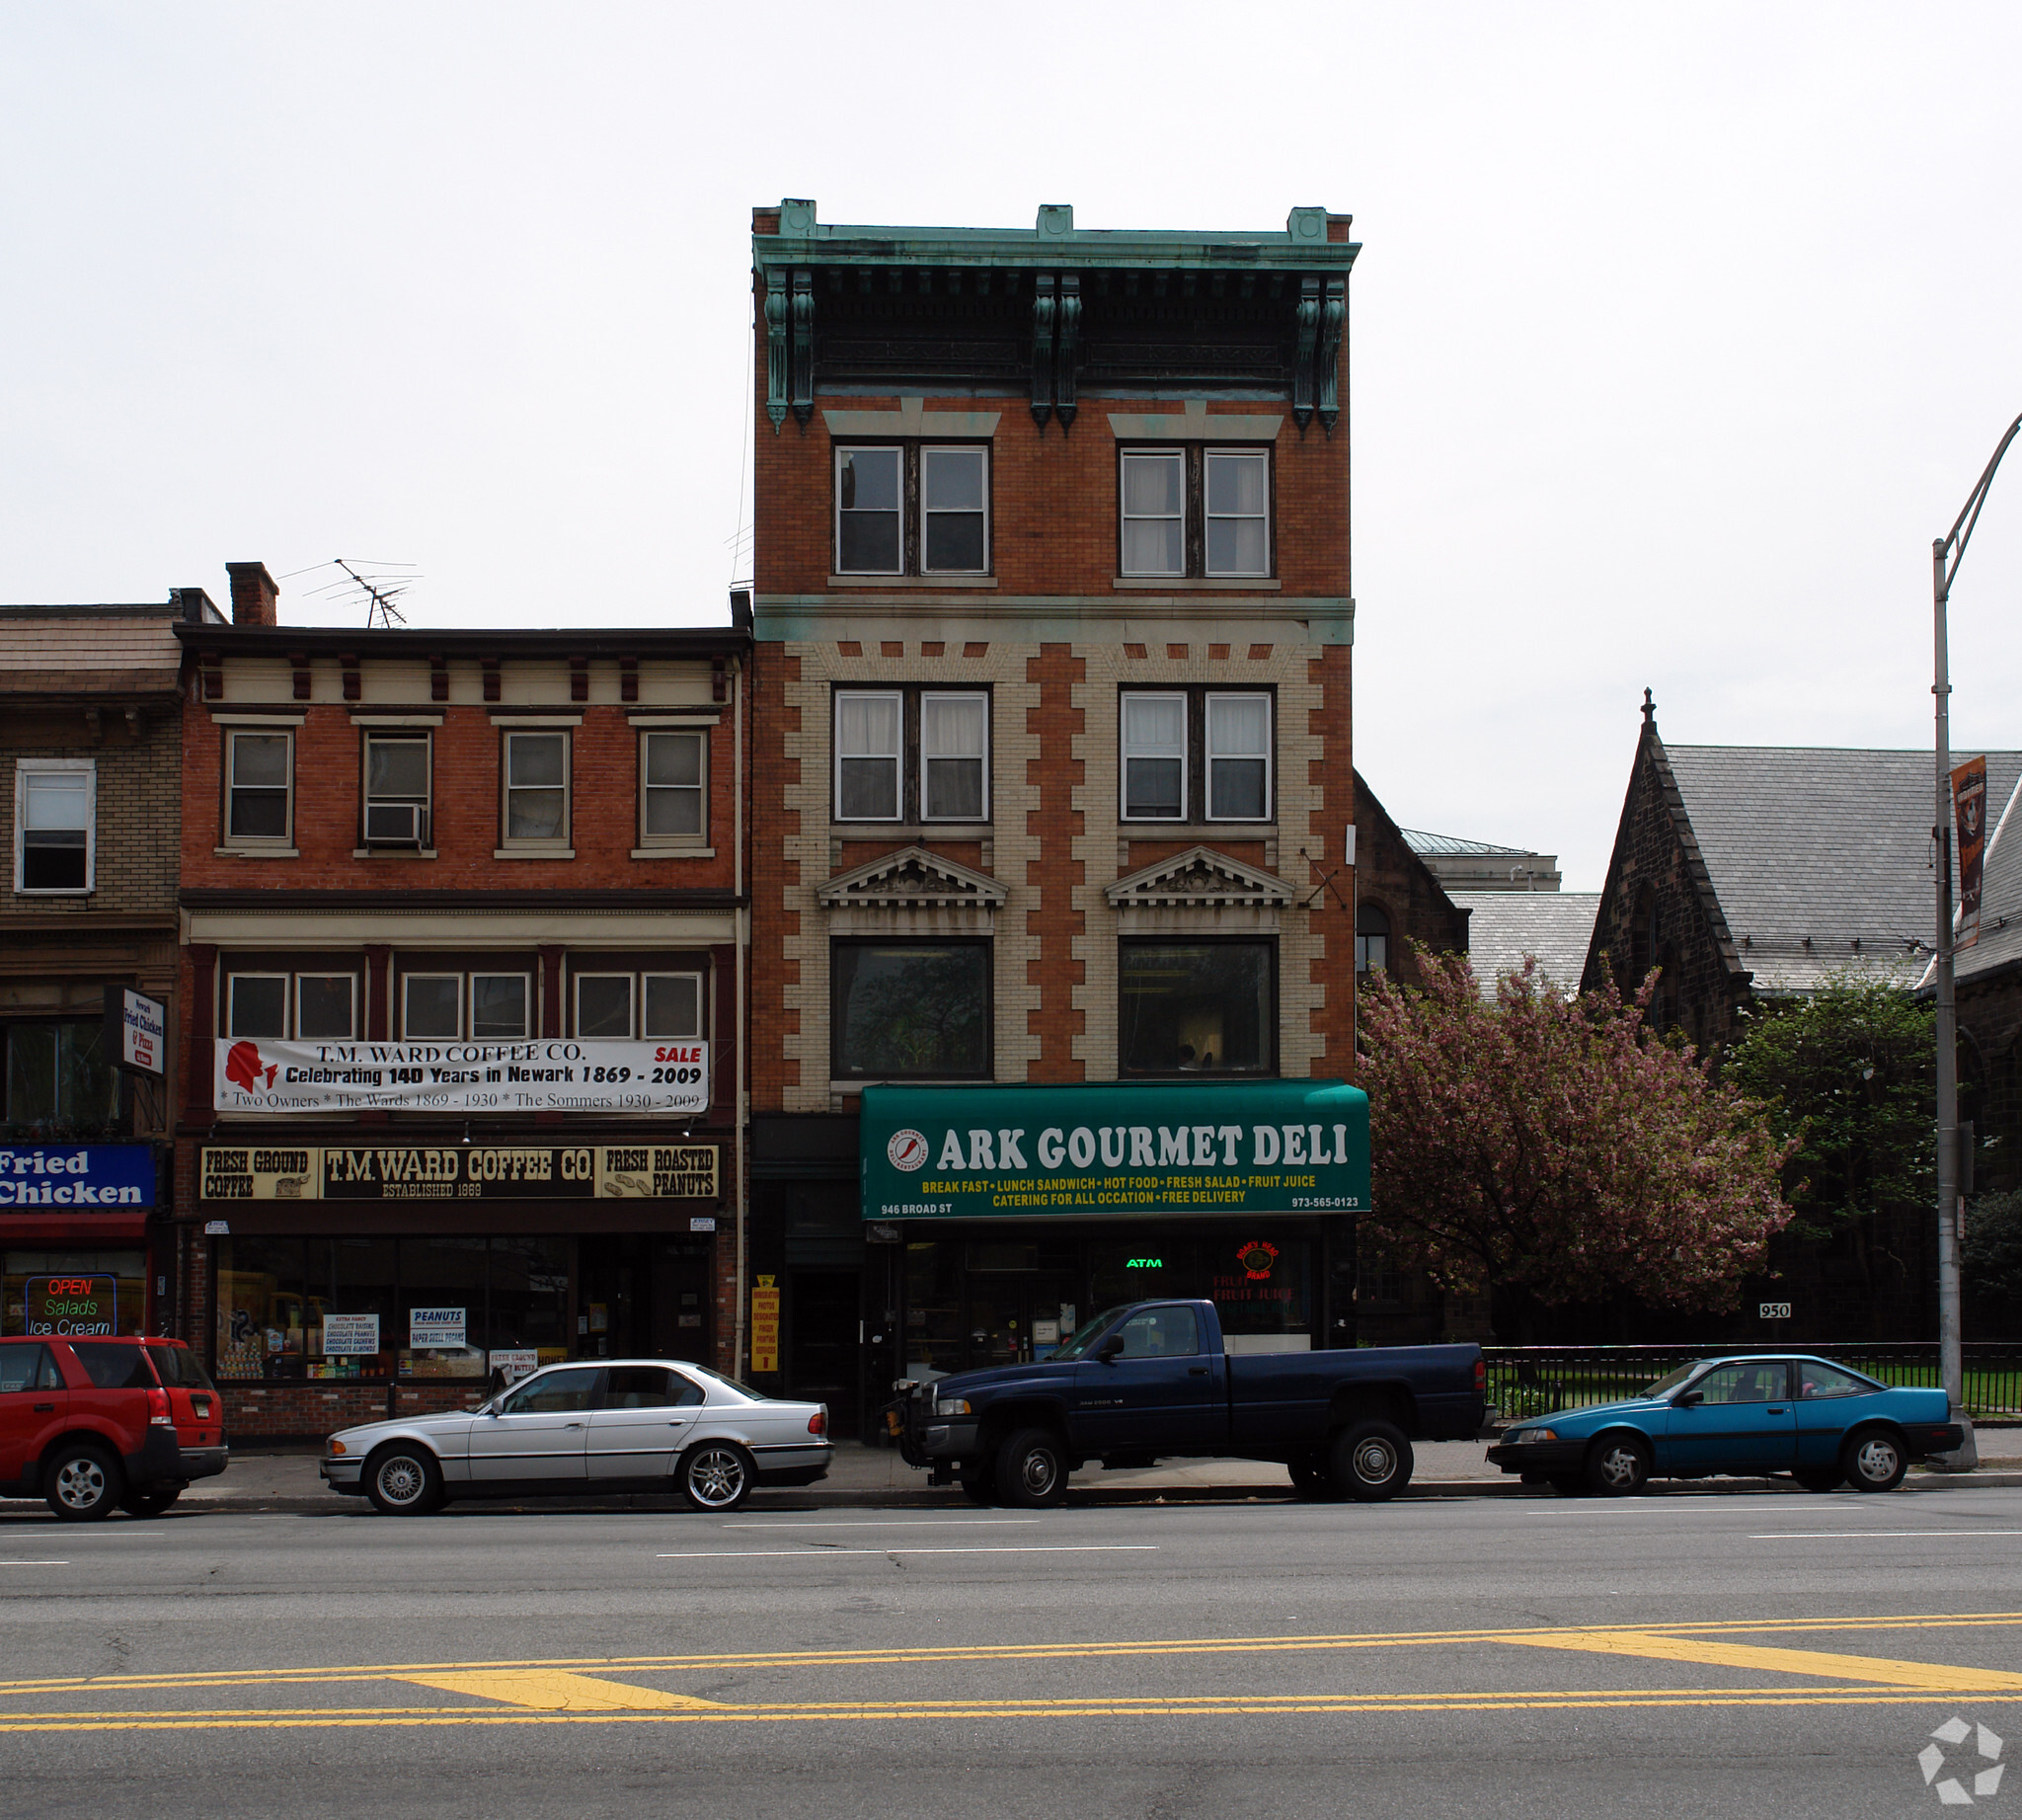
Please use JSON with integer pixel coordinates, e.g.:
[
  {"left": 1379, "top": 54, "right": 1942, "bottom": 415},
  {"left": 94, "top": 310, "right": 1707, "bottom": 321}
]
[{"left": 329, "top": 557, "right": 418, "bottom": 627}]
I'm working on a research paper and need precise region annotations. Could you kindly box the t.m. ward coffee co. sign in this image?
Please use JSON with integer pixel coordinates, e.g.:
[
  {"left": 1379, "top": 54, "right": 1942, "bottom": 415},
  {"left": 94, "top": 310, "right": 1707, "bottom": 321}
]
[
  {"left": 200, "top": 1145, "right": 721, "bottom": 1203},
  {"left": 212, "top": 1039, "right": 708, "bottom": 1115}
]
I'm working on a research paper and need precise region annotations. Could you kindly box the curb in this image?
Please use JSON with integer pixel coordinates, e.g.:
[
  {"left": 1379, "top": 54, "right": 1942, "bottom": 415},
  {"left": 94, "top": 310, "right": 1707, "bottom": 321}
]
[{"left": 46, "top": 1465, "right": 2020, "bottom": 1518}]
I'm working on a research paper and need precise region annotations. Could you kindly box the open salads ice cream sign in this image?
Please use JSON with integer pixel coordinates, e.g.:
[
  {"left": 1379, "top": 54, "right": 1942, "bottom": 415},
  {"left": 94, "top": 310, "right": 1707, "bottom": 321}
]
[{"left": 213, "top": 1039, "right": 708, "bottom": 1115}]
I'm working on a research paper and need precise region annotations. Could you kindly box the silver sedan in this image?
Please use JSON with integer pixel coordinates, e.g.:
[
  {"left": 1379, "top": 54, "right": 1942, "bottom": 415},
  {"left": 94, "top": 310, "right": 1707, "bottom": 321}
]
[{"left": 320, "top": 1360, "right": 831, "bottom": 1515}]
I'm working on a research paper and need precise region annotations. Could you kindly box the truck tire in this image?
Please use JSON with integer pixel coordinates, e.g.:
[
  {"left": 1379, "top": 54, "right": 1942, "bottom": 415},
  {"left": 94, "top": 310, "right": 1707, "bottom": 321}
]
[
  {"left": 995, "top": 1427, "right": 1069, "bottom": 1508},
  {"left": 1330, "top": 1420, "right": 1413, "bottom": 1502}
]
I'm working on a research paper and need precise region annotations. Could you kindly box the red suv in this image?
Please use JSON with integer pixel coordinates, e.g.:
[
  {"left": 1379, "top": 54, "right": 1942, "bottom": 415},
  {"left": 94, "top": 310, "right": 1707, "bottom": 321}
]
[{"left": 0, "top": 1335, "right": 229, "bottom": 1521}]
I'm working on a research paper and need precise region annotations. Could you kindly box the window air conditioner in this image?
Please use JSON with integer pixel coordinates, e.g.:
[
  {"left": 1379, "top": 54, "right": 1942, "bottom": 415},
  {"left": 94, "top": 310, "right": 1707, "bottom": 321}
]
[{"left": 364, "top": 802, "right": 424, "bottom": 845}]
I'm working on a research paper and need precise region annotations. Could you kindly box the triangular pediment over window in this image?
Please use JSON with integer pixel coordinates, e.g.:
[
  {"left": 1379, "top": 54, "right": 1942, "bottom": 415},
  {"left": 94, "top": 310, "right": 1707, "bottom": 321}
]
[
  {"left": 1105, "top": 845, "right": 1293, "bottom": 910},
  {"left": 817, "top": 845, "right": 1007, "bottom": 911}
]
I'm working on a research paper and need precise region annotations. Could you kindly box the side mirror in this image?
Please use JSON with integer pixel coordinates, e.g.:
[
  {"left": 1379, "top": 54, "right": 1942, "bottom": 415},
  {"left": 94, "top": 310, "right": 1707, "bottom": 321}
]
[
  {"left": 1097, "top": 1334, "right": 1126, "bottom": 1362},
  {"left": 1672, "top": 1389, "right": 1704, "bottom": 1408}
]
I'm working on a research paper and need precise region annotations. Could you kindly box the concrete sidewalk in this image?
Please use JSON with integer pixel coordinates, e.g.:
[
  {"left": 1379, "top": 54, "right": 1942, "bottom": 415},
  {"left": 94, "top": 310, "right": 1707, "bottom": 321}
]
[{"left": 96, "top": 1437, "right": 2022, "bottom": 1513}]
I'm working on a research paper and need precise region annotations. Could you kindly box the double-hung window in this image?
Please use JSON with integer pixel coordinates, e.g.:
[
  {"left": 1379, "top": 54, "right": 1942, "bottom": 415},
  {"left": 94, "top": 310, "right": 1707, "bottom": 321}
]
[
  {"left": 836, "top": 691, "right": 902, "bottom": 821},
  {"left": 227, "top": 731, "right": 292, "bottom": 842},
  {"left": 572, "top": 970, "right": 706, "bottom": 1040},
  {"left": 224, "top": 969, "right": 359, "bottom": 1040},
  {"left": 640, "top": 730, "right": 706, "bottom": 843},
  {"left": 1121, "top": 690, "right": 1274, "bottom": 823},
  {"left": 835, "top": 688, "right": 990, "bottom": 824},
  {"left": 403, "top": 975, "right": 463, "bottom": 1040},
  {"left": 1118, "top": 445, "right": 1272, "bottom": 579},
  {"left": 362, "top": 733, "right": 430, "bottom": 846},
  {"left": 503, "top": 731, "right": 570, "bottom": 844},
  {"left": 14, "top": 761, "right": 94, "bottom": 893},
  {"left": 835, "top": 443, "right": 991, "bottom": 576},
  {"left": 386, "top": 970, "right": 531, "bottom": 1041}
]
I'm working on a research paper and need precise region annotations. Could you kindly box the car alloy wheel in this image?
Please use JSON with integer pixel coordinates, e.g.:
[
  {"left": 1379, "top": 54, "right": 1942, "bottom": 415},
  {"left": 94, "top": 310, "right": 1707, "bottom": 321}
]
[
  {"left": 48, "top": 1446, "right": 119, "bottom": 1521},
  {"left": 1845, "top": 1430, "right": 1905, "bottom": 1492},
  {"left": 683, "top": 1444, "right": 752, "bottom": 1512},
  {"left": 366, "top": 1447, "right": 443, "bottom": 1516},
  {"left": 1586, "top": 1436, "right": 1650, "bottom": 1497}
]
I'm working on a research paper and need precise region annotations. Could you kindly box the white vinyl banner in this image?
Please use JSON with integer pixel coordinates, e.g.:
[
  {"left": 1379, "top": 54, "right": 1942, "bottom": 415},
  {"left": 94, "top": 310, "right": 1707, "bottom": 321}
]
[{"left": 214, "top": 1038, "right": 709, "bottom": 1115}]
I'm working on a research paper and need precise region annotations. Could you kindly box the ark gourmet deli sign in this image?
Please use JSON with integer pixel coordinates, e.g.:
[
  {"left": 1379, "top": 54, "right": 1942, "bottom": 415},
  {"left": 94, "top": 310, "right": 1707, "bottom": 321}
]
[
  {"left": 200, "top": 1144, "right": 721, "bottom": 1202},
  {"left": 858, "top": 1079, "right": 1369, "bottom": 1223},
  {"left": 213, "top": 1039, "right": 708, "bottom": 1115}
]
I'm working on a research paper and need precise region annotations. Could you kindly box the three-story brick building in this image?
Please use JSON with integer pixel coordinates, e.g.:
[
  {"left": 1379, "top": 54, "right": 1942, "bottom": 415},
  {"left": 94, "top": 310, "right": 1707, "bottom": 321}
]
[
  {"left": 745, "top": 201, "right": 1364, "bottom": 1433},
  {"left": 171, "top": 565, "right": 749, "bottom": 1437}
]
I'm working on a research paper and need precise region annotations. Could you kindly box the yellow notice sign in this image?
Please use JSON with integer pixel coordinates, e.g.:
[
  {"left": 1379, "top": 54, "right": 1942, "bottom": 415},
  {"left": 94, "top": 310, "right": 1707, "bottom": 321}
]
[{"left": 749, "top": 1283, "right": 782, "bottom": 1375}]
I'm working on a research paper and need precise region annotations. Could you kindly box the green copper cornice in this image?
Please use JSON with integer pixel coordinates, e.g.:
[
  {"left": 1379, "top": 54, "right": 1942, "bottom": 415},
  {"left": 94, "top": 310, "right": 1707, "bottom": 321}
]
[{"left": 752, "top": 200, "right": 1361, "bottom": 276}]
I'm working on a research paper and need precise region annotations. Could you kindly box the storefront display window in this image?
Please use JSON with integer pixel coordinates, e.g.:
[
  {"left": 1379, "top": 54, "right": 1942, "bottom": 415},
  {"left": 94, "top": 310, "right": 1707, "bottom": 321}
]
[
  {"left": 831, "top": 941, "right": 991, "bottom": 1078},
  {"left": 4, "top": 1021, "right": 118, "bottom": 1134},
  {"left": 213, "top": 1234, "right": 571, "bottom": 1383},
  {"left": 1118, "top": 940, "right": 1274, "bottom": 1075},
  {"left": 3, "top": 1249, "right": 147, "bottom": 1336}
]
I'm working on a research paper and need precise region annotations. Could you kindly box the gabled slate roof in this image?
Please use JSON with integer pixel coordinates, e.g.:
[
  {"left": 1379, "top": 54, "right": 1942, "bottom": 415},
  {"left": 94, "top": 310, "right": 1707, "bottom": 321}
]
[
  {"left": 1664, "top": 746, "right": 2022, "bottom": 993},
  {"left": 1452, "top": 893, "right": 1601, "bottom": 988}
]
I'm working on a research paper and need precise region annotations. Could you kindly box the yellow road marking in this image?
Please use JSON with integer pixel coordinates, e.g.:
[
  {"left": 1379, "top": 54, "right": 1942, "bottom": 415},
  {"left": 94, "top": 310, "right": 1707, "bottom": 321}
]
[
  {"left": 399, "top": 1671, "right": 725, "bottom": 1711},
  {"left": 2, "top": 1610, "right": 2017, "bottom": 1699},
  {"left": 1502, "top": 1630, "right": 2022, "bottom": 1693},
  {"left": 2, "top": 1691, "right": 2022, "bottom": 1734}
]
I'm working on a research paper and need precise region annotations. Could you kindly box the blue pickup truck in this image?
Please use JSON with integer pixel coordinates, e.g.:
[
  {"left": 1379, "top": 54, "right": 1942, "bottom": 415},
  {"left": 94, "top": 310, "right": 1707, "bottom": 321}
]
[{"left": 895, "top": 1300, "right": 1484, "bottom": 1507}]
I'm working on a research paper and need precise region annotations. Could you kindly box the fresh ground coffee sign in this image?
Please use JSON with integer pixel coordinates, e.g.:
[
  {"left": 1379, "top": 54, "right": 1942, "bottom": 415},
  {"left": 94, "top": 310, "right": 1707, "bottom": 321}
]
[{"left": 859, "top": 1080, "right": 1367, "bottom": 1222}]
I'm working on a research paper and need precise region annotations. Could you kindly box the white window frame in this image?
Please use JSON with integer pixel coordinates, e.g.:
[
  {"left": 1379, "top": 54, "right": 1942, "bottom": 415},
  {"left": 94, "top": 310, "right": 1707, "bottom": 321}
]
[
  {"left": 1205, "top": 693, "right": 1273, "bottom": 823},
  {"left": 362, "top": 730, "right": 431, "bottom": 847},
  {"left": 469, "top": 972, "right": 533, "bottom": 1041},
  {"left": 502, "top": 729, "right": 572, "bottom": 847},
  {"left": 294, "top": 974, "right": 357, "bottom": 1042},
  {"left": 401, "top": 973, "right": 465, "bottom": 1041},
  {"left": 1203, "top": 449, "right": 1272, "bottom": 578},
  {"left": 919, "top": 444, "right": 990, "bottom": 576},
  {"left": 919, "top": 690, "right": 989, "bottom": 824},
  {"left": 1120, "top": 449, "right": 1186, "bottom": 578},
  {"left": 14, "top": 758, "right": 96, "bottom": 895},
  {"left": 638, "top": 729, "right": 708, "bottom": 847},
  {"left": 834, "top": 444, "right": 904, "bottom": 576},
  {"left": 1120, "top": 691, "right": 1189, "bottom": 823},
  {"left": 834, "top": 689, "right": 903, "bottom": 823},
  {"left": 574, "top": 973, "right": 635, "bottom": 1040},
  {"left": 225, "top": 728, "right": 294, "bottom": 846},
  {"left": 226, "top": 973, "right": 292, "bottom": 1040},
  {"left": 642, "top": 971, "right": 706, "bottom": 1040}
]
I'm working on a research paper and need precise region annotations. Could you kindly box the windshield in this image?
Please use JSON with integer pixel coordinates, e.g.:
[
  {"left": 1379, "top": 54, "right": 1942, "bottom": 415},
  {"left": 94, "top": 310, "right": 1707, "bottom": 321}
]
[
  {"left": 1049, "top": 1307, "right": 1130, "bottom": 1363},
  {"left": 1642, "top": 1361, "right": 1706, "bottom": 1397}
]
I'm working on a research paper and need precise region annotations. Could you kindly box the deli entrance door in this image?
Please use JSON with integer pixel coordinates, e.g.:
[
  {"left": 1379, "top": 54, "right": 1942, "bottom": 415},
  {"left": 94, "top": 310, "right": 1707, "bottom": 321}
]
[{"left": 963, "top": 1273, "right": 1079, "bottom": 1370}]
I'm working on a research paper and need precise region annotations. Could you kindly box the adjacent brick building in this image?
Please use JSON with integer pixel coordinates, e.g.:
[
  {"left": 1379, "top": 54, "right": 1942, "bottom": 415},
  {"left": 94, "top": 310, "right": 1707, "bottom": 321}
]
[
  {"left": 171, "top": 566, "right": 749, "bottom": 1437},
  {"left": 744, "top": 200, "right": 1365, "bottom": 1431},
  {"left": 1, "top": 591, "right": 204, "bottom": 1344}
]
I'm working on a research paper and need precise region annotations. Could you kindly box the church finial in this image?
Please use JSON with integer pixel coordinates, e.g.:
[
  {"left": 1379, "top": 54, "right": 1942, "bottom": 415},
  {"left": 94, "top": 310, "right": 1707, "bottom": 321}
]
[{"left": 1641, "top": 686, "right": 1657, "bottom": 727}]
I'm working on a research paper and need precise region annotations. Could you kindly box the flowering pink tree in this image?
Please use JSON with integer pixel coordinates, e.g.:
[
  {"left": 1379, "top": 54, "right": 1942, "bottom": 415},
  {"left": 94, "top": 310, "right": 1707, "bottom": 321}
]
[{"left": 1358, "top": 953, "right": 1794, "bottom": 1340}]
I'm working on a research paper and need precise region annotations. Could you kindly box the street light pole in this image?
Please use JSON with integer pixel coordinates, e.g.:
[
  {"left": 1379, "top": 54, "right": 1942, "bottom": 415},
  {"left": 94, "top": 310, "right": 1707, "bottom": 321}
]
[{"left": 1930, "top": 410, "right": 2022, "bottom": 1469}]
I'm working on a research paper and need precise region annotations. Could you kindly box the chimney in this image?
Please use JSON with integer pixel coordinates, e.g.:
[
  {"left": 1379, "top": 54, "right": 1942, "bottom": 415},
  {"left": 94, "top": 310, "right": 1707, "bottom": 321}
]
[{"left": 226, "top": 561, "right": 279, "bottom": 627}]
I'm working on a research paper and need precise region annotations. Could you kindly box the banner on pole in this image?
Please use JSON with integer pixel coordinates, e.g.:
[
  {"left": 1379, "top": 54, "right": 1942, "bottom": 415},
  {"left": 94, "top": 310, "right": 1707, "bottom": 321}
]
[{"left": 1953, "top": 755, "right": 1988, "bottom": 950}]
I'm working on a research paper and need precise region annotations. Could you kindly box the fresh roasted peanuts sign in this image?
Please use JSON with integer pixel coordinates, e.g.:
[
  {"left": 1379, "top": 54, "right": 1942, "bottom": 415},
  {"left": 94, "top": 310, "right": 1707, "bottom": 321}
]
[
  {"left": 212, "top": 1039, "right": 708, "bottom": 1115},
  {"left": 858, "top": 1080, "right": 1368, "bottom": 1222}
]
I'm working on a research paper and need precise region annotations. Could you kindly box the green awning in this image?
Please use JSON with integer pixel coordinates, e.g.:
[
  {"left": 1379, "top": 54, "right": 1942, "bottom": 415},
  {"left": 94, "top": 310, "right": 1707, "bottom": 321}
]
[{"left": 859, "top": 1079, "right": 1367, "bottom": 1223}]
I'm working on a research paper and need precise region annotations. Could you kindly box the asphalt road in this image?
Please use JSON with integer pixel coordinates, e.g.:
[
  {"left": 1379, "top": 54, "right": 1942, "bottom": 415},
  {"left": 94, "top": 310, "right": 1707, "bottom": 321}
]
[{"left": 3, "top": 1480, "right": 2019, "bottom": 1820}]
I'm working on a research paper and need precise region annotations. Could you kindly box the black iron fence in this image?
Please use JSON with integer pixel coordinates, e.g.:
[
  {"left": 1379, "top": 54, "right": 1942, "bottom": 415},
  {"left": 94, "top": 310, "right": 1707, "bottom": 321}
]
[{"left": 1482, "top": 1344, "right": 2022, "bottom": 1426}]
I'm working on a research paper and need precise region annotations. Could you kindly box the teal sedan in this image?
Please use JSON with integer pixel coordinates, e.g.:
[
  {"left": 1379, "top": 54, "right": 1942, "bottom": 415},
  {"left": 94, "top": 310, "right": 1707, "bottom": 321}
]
[{"left": 1485, "top": 1354, "right": 1964, "bottom": 1496}]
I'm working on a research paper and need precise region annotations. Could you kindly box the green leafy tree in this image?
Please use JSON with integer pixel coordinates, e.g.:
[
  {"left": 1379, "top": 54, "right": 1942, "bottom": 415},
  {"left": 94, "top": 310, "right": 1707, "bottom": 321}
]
[
  {"left": 1726, "top": 975, "right": 1935, "bottom": 1304},
  {"left": 1358, "top": 952, "right": 1795, "bottom": 1343},
  {"left": 1964, "top": 1190, "right": 2022, "bottom": 1339}
]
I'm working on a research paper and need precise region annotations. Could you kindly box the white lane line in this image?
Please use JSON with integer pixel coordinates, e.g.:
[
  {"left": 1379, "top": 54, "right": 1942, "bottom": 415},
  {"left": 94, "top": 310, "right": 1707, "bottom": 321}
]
[
  {"left": 656, "top": 1544, "right": 1159, "bottom": 1559},
  {"left": 1751, "top": 1530, "right": 2022, "bottom": 1541},
  {"left": 720, "top": 1519, "right": 1043, "bottom": 1530},
  {"left": 0, "top": 1560, "right": 70, "bottom": 1567}
]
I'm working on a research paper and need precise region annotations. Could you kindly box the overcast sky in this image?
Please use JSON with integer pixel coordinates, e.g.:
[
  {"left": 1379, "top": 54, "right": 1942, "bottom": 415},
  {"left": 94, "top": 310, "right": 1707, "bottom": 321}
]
[{"left": 5, "top": 2, "right": 2020, "bottom": 888}]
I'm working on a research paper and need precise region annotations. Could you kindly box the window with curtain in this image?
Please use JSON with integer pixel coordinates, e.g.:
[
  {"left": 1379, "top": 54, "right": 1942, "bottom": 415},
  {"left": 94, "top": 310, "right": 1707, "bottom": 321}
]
[
  {"left": 504, "top": 731, "right": 569, "bottom": 842},
  {"left": 921, "top": 692, "right": 987, "bottom": 821},
  {"left": 641, "top": 730, "right": 706, "bottom": 840},
  {"left": 836, "top": 691, "right": 902, "bottom": 821},
  {"left": 16, "top": 763, "right": 93, "bottom": 892},
  {"left": 227, "top": 731, "right": 291, "bottom": 842},
  {"left": 1122, "top": 693, "right": 1187, "bottom": 820},
  {"left": 1206, "top": 695, "right": 1271, "bottom": 821},
  {"left": 362, "top": 733, "right": 430, "bottom": 845},
  {"left": 1121, "top": 451, "right": 1186, "bottom": 576},
  {"left": 1205, "top": 451, "right": 1270, "bottom": 575}
]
